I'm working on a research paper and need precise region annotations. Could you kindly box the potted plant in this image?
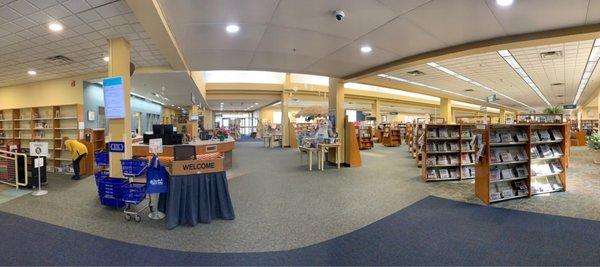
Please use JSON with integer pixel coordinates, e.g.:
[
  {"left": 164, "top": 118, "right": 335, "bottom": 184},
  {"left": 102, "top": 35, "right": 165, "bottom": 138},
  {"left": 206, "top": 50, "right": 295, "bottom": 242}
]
[
  {"left": 587, "top": 133, "right": 600, "bottom": 164},
  {"left": 215, "top": 127, "right": 229, "bottom": 141},
  {"left": 543, "top": 106, "right": 564, "bottom": 123}
]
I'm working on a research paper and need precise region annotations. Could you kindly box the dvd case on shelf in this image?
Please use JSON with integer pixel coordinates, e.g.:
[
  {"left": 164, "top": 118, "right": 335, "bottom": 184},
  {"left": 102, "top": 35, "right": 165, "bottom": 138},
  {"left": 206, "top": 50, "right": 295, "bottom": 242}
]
[{"left": 439, "top": 169, "right": 450, "bottom": 179}]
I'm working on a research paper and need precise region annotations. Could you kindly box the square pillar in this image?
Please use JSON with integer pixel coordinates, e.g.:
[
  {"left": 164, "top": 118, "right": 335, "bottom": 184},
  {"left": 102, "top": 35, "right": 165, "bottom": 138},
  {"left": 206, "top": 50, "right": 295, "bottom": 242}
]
[
  {"left": 329, "top": 78, "right": 345, "bottom": 163},
  {"left": 373, "top": 99, "right": 381, "bottom": 125},
  {"left": 108, "top": 37, "right": 132, "bottom": 178},
  {"left": 499, "top": 109, "right": 507, "bottom": 124},
  {"left": 440, "top": 97, "right": 452, "bottom": 123}
]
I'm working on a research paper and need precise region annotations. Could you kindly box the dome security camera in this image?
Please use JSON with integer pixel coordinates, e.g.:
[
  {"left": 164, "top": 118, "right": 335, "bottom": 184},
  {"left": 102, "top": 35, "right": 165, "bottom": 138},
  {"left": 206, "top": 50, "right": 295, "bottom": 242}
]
[{"left": 334, "top": 10, "right": 345, "bottom": 21}]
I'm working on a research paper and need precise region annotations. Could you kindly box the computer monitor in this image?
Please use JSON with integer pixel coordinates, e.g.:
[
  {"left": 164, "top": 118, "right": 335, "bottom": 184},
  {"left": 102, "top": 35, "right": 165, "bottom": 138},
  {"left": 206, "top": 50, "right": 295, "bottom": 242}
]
[
  {"left": 152, "top": 124, "right": 164, "bottom": 135},
  {"left": 173, "top": 126, "right": 177, "bottom": 133},
  {"left": 163, "top": 124, "right": 174, "bottom": 134}
]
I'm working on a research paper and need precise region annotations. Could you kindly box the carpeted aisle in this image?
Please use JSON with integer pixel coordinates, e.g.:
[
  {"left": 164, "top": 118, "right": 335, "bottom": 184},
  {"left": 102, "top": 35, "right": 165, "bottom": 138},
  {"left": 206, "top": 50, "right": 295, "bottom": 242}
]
[{"left": 1, "top": 196, "right": 598, "bottom": 266}]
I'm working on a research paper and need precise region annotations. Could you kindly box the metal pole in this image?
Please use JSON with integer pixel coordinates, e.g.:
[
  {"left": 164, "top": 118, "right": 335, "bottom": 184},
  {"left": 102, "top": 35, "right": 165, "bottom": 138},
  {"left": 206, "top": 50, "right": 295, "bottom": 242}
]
[{"left": 31, "top": 156, "right": 47, "bottom": 196}]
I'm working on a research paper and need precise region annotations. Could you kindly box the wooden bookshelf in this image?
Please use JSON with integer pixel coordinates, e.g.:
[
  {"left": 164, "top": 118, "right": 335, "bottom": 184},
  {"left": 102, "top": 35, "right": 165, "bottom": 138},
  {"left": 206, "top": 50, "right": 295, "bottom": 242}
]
[
  {"left": 382, "top": 126, "right": 401, "bottom": 147},
  {"left": 421, "top": 124, "right": 461, "bottom": 181},
  {"left": 0, "top": 104, "right": 84, "bottom": 174},
  {"left": 474, "top": 123, "right": 568, "bottom": 204},
  {"left": 357, "top": 127, "right": 373, "bottom": 150}
]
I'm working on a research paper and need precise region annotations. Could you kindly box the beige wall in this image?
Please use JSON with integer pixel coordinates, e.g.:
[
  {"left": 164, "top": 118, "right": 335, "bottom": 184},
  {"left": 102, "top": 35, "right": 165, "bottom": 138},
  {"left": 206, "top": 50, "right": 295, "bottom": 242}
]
[
  {"left": 0, "top": 77, "right": 85, "bottom": 109},
  {"left": 258, "top": 106, "right": 301, "bottom": 124},
  {"left": 161, "top": 107, "right": 178, "bottom": 124},
  {"left": 582, "top": 107, "right": 598, "bottom": 119}
]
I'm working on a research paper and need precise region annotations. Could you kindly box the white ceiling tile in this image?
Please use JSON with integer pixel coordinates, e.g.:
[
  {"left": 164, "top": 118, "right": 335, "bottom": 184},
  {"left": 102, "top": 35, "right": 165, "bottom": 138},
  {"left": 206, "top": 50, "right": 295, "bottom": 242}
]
[
  {"left": 255, "top": 25, "right": 351, "bottom": 58},
  {"left": 486, "top": 0, "right": 589, "bottom": 35},
  {"left": 60, "top": 14, "right": 84, "bottom": 27},
  {"left": 88, "top": 19, "right": 109, "bottom": 30},
  {"left": 105, "top": 14, "right": 127, "bottom": 26},
  {"left": 62, "top": 0, "right": 91, "bottom": 13},
  {"left": 44, "top": 4, "right": 71, "bottom": 19},
  {"left": 586, "top": 0, "right": 600, "bottom": 24},
  {"left": 305, "top": 57, "right": 366, "bottom": 78},
  {"left": 77, "top": 9, "right": 101, "bottom": 22},
  {"left": 27, "top": 10, "right": 54, "bottom": 24},
  {"left": 377, "top": 0, "right": 431, "bottom": 15},
  {"left": 95, "top": 2, "right": 121, "bottom": 18},
  {"left": 185, "top": 50, "right": 254, "bottom": 70},
  {"left": 181, "top": 23, "right": 266, "bottom": 52},
  {"left": 270, "top": 0, "right": 397, "bottom": 40},
  {"left": 0, "top": 22, "right": 24, "bottom": 33},
  {"left": 85, "top": 0, "right": 112, "bottom": 8},
  {"left": 72, "top": 23, "right": 94, "bottom": 34},
  {"left": 405, "top": 0, "right": 505, "bottom": 46},
  {"left": 0, "top": 6, "right": 21, "bottom": 21},
  {"left": 8, "top": 0, "right": 39, "bottom": 15},
  {"left": 12, "top": 16, "right": 36, "bottom": 28},
  {"left": 249, "top": 51, "right": 319, "bottom": 72},
  {"left": 359, "top": 16, "right": 445, "bottom": 57},
  {"left": 29, "top": 0, "right": 58, "bottom": 10},
  {"left": 15, "top": 29, "right": 37, "bottom": 39},
  {"left": 158, "top": 0, "right": 278, "bottom": 25}
]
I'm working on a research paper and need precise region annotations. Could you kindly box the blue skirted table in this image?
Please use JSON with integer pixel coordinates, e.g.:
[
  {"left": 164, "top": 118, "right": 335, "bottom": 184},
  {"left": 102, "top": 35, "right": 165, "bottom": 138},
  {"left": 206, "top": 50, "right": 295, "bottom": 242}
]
[{"left": 158, "top": 171, "right": 235, "bottom": 230}]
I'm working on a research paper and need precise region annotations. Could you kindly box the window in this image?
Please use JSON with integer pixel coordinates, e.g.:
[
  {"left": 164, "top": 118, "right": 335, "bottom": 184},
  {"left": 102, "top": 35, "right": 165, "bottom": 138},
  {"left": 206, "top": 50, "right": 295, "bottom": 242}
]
[
  {"left": 273, "top": 111, "right": 282, "bottom": 124},
  {"left": 346, "top": 110, "right": 357, "bottom": 122}
]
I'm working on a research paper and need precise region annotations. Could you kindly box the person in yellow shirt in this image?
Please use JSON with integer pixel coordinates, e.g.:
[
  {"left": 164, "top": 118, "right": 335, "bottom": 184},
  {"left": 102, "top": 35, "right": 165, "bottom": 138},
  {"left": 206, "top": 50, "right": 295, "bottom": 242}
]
[{"left": 62, "top": 137, "right": 88, "bottom": 180}]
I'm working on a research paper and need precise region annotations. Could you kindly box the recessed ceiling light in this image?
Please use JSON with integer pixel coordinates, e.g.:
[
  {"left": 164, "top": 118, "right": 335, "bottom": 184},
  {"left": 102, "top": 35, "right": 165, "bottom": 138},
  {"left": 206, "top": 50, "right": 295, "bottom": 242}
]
[
  {"left": 254, "top": 102, "right": 258, "bottom": 105},
  {"left": 496, "top": 0, "right": 513, "bottom": 7},
  {"left": 27, "top": 70, "right": 36, "bottom": 75},
  {"left": 360, "top": 46, "right": 372, "bottom": 53},
  {"left": 48, "top": 22, "right": 63, "bottom": 32},
  {"left": 103, "top": 56, "right": 109, "bottom": 62},
  {"left": 225, "top": 24, "right": 239, "bottom": 33}
]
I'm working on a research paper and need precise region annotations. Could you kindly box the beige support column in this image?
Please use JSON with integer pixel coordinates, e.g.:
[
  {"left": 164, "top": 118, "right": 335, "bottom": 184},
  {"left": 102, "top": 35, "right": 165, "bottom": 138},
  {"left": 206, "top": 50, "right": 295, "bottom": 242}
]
[
  {"left": 577, "top": 108, "right": 583, "bottom": 129},
  {"left": 281, "top": 91, "right": 290, "bottom": 147},
  {"left": 329, "top": 78, "right": 345, "bottom": 163},
  {"left": 373, "top": 98, "right": 381, "bottom": 125},
  {"left": 189, "top": 105, "right": 199, "bottom": 139},
  {"left": 440, "top": 97, "right": 452, "bottom": 123},
  {"left": 108, "top": 37, "right": 132, "bottom": 178},
  {"left": 499, "top": 109, "right": 507, "bottom": 124}
]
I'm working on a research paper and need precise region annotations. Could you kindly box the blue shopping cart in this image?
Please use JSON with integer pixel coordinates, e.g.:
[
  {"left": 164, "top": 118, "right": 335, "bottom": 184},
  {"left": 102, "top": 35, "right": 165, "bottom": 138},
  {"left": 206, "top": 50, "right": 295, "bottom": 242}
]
[{"left": 120, "top": 158, "right": 150, "bottom": 223}]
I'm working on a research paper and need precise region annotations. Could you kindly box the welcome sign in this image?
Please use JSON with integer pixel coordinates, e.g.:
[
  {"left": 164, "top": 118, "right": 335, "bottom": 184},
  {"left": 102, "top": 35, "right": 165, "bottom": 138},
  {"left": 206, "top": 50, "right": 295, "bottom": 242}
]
[{"left": 171, "top": 157, "right": 224, "bottom": 175}]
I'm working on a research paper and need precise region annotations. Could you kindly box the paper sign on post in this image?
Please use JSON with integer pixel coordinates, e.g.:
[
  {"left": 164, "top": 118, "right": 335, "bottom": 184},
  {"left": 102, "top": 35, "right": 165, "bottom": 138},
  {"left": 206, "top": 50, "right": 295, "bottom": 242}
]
[
  {"left": 30, "top": 142, "right": 49, "bottom": 157},
  {"left": 149, "top": 138, "right": 163, "bottom": 154},
  {"left": 34, "top": 158, "right": 44, "bottom": 168}
]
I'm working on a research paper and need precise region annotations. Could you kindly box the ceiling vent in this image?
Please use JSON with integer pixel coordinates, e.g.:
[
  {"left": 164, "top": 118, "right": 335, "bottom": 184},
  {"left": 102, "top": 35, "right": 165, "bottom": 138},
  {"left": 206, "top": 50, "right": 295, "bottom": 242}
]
[
  {"left": 407, "top": 70, "right": 425, "bottom": 76},
  {"left": 551, "top": 82, "right": 564, "bottom": 86},
  {"left": 539, "top": 51, "right": 563, "bottom": 60},
  {"left": 464, "top": 89, "right": 475, "bottom": 92},
  {"left": 45, "top": 55, "right": 73, "bottom": 65}
]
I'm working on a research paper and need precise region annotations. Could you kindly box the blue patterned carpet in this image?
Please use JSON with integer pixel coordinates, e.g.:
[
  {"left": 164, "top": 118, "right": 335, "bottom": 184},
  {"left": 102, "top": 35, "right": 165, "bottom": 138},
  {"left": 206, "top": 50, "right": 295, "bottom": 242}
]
[{"left": 1, "top": 196, "right": 598, "bottom": 266}]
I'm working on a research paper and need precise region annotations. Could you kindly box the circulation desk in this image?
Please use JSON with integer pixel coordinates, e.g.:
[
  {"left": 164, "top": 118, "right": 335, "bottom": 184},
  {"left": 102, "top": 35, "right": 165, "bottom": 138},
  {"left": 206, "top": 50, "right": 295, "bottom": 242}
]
[{"left": 131, "top": 138, "right": 235, "bottom": 170}]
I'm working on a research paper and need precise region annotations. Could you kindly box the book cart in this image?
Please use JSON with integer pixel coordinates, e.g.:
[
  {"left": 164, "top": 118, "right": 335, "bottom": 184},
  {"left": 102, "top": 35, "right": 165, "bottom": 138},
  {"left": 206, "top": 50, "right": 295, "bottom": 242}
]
[
  {"left": 421, "top": 124, "right": 477, "bottom": 181},
  {"left": 382, "top": 125, "right": 401, "bottom": 147},
  {"left": 474, "top": 123, "right": 568, "bottom": 204},
  {"left": 357, "top": 127, "right": 373, "bottom": 150}
]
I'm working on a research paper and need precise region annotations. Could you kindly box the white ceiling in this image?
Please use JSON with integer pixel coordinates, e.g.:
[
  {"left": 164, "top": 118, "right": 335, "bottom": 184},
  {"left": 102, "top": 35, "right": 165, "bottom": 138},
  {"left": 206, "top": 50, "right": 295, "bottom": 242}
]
[
  {"left": 157, "top": 0, "right": 600, "bottom": 78},
  {"left": 128, "top": 71, "right": 200, "bottom": 107},
  {"left": 208, "top": 100, "right": 274, "bottom": 112},
  {"left": 0, "top": 0, "right": 168, "bottom": 87},
  {"left": 384, "top": 39, "right": 600, "bottom": 111}
]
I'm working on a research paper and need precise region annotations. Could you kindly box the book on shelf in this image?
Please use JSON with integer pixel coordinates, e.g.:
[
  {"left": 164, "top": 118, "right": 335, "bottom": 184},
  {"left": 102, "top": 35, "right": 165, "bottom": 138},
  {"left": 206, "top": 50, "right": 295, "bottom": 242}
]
[
  {"left": 427, "top": 169, "right": 438, "bottom": 179},
  {"left": 548, "top": 175, "right": 563, "bottom": 190},
  {"left": 550, "top": 145, "right": 563, "bottom": 156},
  {"left": 426, "top": 156, "right": 436, "bottom": 166},
  {"left": 449, "top": 169, "right": 458, "bottom": 178},
  {"left": 428, "top": 143, "right": 436, "bottom": 152},
  {"left": 439, "top": 169, "right": 450, "bottom": 179},
  {"left": 449, "top": 155, "right": 459, "bottom": 165},
  {"left": 490, "top": 132, "right": 501, "bottom": 143},
  {"left": 532, "top": 163, "right": 552, "bottom": 176},
  {"left": 515, "top": 132, "right": 528, "bottom": 142},
  {"left": 531, "top": 131, "right": 540, "bottom": 142},
  {"left": 450, "top": 130, "right": 460, "bottom": 138},
  {"left": 514, "top": 180, "right": 529, "bottom": 195},
  {"left": 462, "top": 166, "right": 474, "bottom": 177},
  {"left": 530, "top": 146, "right": 541, "bottom": 159},
  {"left": 515, "top": 166, "right": 528, "bottom": 177},
  {"left": 551, "top": 129, "right": 563, "bottom": 140},
  {"left": 437, "top": 155, "right": 450, "bottom": 165},
  {"left": 439, "top": 142, "right": 447, "bottom": 151},
  {"left": 449, "top": 142, "right": 459, "bottom": 151},
  {"left": 490, "top": 150, "right": 501, "bottom": 163},
  {"left": 540, "top": 144, "right": 553, "bottom": 157},
  {"left": 490, "top": 191, "right": 502, "bottom": 201},
  {"left": 438, "top": 128, "right": 449, "bottom": 138},
  {"left": 550, "top": 161, "right": 563, "bottom": 173},
  {"left": 498, "top": 182, "right": 514, "bottom": 198},
  {"left": 490, "top": 167, "right": 501, "bottom": 180},
  {"left": 501, "top": 189, "right": 515, "bottom": 198},
  {"left": 461, "top": 153, "right": 473, "bottom": 163},
  {"left": 461, "top": 130, "right": 472, "bottom": 138},
  {"left": 539, "top": 130, "right": 551, "bottom": 141},
  {"left": 515, "top": 150, "right": 527, "bottom": 161},
  {"left": 428, "top": 129, "right": 437, "bottom": 138},
  {"left": 499, "top": 151, "right": 514, "bottom": 162},
  {"left": 500, "top": 132, "right": 513, "bottom": 143},
  {"left": 501, "top": 168, "right": 515, "bottom": 179},
  {"left": 462, "top": 141, "right": 471, "bottom": 150}
]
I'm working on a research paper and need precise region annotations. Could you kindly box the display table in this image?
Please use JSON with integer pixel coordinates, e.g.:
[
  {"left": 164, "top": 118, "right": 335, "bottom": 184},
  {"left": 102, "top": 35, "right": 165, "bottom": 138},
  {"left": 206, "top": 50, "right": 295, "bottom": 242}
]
[
  {"left": 298, "top": 146, "right": 319, "bottom": 171},
  {"left": 158, "top": 171, "right": 235, "bottom": 230},
  {"left": 318, "top": 143, "right": 341, "bottom": 170},
  {"left": 132, "top": 138, "right": 235, "bottom": 169}
]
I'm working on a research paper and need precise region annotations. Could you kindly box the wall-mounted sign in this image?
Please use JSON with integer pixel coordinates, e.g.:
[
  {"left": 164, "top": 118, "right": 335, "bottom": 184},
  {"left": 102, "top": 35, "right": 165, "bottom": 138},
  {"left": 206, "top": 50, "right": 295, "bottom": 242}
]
[
  {"left": 30, "top": 142, "right": 49, "bottom": 157},
  {"left": 108, "top": 141, "right": 125, "bottom": 153},
  {"left": 389, "top": 112, "right": 399, "bottom": 115},
  {"left": 486, "top": 94, "right": 497, "bottom": 103},
  {"left": 103, "top": 76, "right": 126, "bottom": 119},
  {"left": 563, "top": 104, "right": 577, "bottom": 110},
  {"left": 480, "top": 106, "right": 487, "bottom": 112}
]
